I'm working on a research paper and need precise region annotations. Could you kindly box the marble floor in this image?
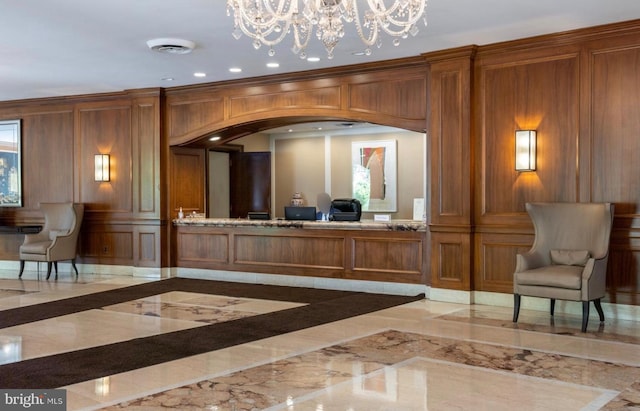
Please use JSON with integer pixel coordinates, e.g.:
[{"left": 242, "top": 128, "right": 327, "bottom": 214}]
[{"left": 0, "top": 270, "right": 639, "bottom": 410}]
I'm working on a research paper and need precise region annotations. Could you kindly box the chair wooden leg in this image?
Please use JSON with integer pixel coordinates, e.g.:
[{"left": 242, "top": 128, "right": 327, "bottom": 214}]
[
  {"left": 594, "top": 298, "right": 605, "bottom": 322},
  {"left": 513, "top": 294, "right": 521, "bottom": 323},
  {"left": 53, "top": 261, "right": 59, "bottom": 280},
  {"left": 550, "top": 299, "right": 556, "bottom": 316},
  {"left": 71, "top": 259, "right": 79, "bottom": 277},
  {"left": 18, "top": 260, "right": 25, "bottom": 278},
  {"left": 581, "top": 301, "right": 590, "bottom": 332},
  {"left": 46, "top": 262, "right": 53, "bottom": 280}
]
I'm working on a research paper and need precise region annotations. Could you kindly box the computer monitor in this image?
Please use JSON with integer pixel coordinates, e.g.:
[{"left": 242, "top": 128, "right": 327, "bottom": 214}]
[{"left": 284, "top": 206, "right": 317, "bottom": 221}]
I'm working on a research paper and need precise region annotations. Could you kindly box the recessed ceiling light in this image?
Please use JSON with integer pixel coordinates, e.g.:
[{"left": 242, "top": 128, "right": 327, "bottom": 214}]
[
  {"left": 229, "top": 67, "right": 242, "bottom": 73},
  {"left": 306, "top": 57, "right": 320, "bottom": 62},
  {"left": 193, "top": 72, "right": 206, "bottom": 78},
  {"left": 266, "top": 62, "right": 279, "bottom": 68},
  {"left": 161, "top": 77, "right": 174, "bottom": 81},
  {"left": 209, "top": 136, "right": 221, "bottom": 141}
]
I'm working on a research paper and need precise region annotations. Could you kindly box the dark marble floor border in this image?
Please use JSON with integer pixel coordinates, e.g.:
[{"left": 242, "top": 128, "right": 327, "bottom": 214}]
[{"left": 0, "top": 278, "right": 423, "bottom": 389}]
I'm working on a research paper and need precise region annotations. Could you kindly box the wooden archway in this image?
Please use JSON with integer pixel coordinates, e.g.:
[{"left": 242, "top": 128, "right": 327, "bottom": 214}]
[{"left": 163, "top": 57, "right": 428, "bottom": 147}]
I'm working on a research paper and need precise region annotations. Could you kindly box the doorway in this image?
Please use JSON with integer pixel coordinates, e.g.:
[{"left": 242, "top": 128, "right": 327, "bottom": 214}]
[{"left": 208, "top": 150, "right": 271, "bottom": 218}]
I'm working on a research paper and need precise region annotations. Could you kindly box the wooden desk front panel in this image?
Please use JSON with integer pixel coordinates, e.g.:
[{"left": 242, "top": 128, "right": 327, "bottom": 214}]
[{"left": 175, "top": 225, "right": 427, "bottom": 284}]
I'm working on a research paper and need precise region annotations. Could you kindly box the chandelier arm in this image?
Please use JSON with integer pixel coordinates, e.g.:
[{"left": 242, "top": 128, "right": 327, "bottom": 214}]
[
  {"left": 350, "top": 0, "right": 381, "bottom": 47},
  {"left": 233, "top": 0, "right": 296, "bottom": 47},
  {"left": 366, "top": 0, "right": 426, "bottom": 36}
]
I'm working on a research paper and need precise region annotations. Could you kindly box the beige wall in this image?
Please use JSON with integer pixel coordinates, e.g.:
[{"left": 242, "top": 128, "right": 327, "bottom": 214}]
[
  {"left": 274, "top": 137, "right": 326, "bottom": 218},
  {"left": 271, "top": 128, "right": 425, "bottom": 219},
  {"left": 234, "top": 133, "right": 270, "bottom": 152}
]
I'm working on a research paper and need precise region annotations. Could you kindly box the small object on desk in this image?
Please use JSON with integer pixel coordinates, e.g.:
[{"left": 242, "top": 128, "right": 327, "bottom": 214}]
[
  {"left": 291, "top": 192, "right": 304, "bottom": 206},
  {"left": 374, "top": 214, "right": 391, "bottom": 222},
  {"left": 248, "top": 211, "right": 270, "bottom": 220},
  {"left": 413, "top": 198, "right": 425, "bottom": 221}
]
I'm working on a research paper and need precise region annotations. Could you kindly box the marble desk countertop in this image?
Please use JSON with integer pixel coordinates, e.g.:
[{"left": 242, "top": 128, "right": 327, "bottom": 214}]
[{"left": 173, "top": 218, "right": 427, "bottom": 232}]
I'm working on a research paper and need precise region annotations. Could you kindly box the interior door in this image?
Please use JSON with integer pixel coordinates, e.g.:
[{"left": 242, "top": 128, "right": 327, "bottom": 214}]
[{"left": 229, "top": 151, "right": 271, "bottom": 218}]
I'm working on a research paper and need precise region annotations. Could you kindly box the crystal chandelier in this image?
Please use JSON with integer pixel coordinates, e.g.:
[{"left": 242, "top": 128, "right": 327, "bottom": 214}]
[{"left": 226, "top": 0, "right": 428, "bottom": 59}]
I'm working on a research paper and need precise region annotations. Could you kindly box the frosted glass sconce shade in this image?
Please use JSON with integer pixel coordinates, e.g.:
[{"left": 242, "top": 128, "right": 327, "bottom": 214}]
[
  {"left": 515, "top": 130, "right": 536, "bottom": 171},
  {"left": 94, "top": 154, "right": 110, "bottom": 181}
]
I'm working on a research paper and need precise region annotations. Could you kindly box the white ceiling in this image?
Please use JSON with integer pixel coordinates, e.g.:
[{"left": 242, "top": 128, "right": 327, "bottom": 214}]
[{"left": 1, "top": 0, "right": 639, "bottom": 103}]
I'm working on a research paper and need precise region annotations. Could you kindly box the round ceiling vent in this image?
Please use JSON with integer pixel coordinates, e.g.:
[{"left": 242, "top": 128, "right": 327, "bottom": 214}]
[{"left": 146, "top": 38, "right": 196, "bottom": 54}]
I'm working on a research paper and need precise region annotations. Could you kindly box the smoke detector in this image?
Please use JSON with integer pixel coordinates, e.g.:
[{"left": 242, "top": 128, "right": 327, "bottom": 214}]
[{"left": 146, "top": 38, "right": 196, "bottom": 54}]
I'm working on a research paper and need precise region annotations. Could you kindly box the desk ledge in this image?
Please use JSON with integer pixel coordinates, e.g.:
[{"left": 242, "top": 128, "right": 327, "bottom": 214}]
[{"left": 173, "top": 218, "right": 426, "bottom": 232}]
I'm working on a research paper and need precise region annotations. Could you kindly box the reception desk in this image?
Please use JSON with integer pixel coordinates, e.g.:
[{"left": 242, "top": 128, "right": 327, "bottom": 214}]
[{"left": 173, "top": 218, "right": 428, "bottom": 285}]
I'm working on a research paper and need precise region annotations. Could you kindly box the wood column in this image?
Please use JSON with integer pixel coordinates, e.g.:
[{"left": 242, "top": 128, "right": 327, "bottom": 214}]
[{"left": 425, "top": 47, "right": 476, "bottom": 290}]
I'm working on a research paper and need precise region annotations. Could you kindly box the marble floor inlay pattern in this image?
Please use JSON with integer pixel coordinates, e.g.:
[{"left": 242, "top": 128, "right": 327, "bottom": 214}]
[
  {"left": 101, "top": 292, "right": 307, "bottom": 324},
  {"left": 1, "top": 271, "right": 639, "bottom": 410},
  {"left": 101, "top": 329, "right": 638, "bottom": 410}
]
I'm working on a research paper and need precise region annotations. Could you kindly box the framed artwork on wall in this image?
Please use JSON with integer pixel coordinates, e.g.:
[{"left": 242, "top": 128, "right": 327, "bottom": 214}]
[
  {"left": 351, "top": 139, "right": 397, "bottom": 212},
  {"left": 0, "top": 119, "right": 22, "bottom": 207}
]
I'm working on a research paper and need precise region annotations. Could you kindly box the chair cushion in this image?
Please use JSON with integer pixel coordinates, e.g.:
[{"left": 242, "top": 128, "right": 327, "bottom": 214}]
[
  {"left": 20, "top": 241, "right": 52, "bottom": 255},
  {"left": 550, "top": 249, "right": 590, "bottom": 266},
  {"left": 515, "top": 265, "right": 583, "bottom": 289}
]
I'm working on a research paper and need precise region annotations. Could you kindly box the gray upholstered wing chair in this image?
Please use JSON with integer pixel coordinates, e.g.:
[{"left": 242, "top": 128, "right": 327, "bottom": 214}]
[
  {"left": 18, "top": 202, "right": 84, "bottom": 280},
  {"left": 512, "top": 202, "right": 614, "bottom": 332}
]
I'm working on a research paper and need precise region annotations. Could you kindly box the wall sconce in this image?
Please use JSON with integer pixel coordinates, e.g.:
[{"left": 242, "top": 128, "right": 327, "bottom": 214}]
[
  {"left": 515, "top": 130, "right": 536, "bottom": 171},
  {"left": 94, "top": 154, "right": 110, "bottom": 182}
]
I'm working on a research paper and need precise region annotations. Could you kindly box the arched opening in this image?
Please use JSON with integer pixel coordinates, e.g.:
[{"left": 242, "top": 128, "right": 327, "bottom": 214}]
[{"left": 178, "top": 118, "right": 426, "bottom": 221}]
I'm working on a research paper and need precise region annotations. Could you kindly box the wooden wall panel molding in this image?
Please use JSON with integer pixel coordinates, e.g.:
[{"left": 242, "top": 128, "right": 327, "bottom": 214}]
[
  {"left": 473, "top": 233, "right": 533, "bottom": 293},
  {"left": 347, "top": 76, "right": 426, "bottom": 121},
  {"left": 135, "top": 229, "right": 160, "bottom": 267},
  {"left": 167, "top": 98, "right": 225, "bottom": 142},
  {"left": 132, "top": 97, "right": 160, "bottom": 217},
  {"left": 475, "top": 54, "right": 580, "bottom": 226},
  {"left": 234, "top": 233, "right": 344, "bottom": 269},
  {"left": 430, "top": 232, "right": 470, "bottom": 290},
  {"left": 20, "top": 110, "right": 76, "bottom": 209},
  {"left": 79, "top": 224, "right": 134, "bottom": 265},
  {"left": 427, "top": 54, "right": 473, "bottom": 226},
  {"left": 587, "top": 45, "right": 640, "bottom": 221},
  {"left": 76, "top": 101, "right": 133, "bottom": 213},
  {"left": 165, "top": 64, "right": 428, "bottom": 146},
  {"left": 177, "top": 230, "right": 229, "bottom": 265},
  {"left": 228, "top": 86, "right": 341, "bottom": 117},
  {"left": 351, "top": 236, "right": 423, "bottom": 276}
]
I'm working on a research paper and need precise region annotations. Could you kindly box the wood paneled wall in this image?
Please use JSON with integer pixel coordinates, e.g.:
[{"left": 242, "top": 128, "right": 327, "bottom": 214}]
[
  {"left": 0, "top": 90, "right": 163, "bottom": 268},
  {"left": 471, "top": 21, "right": 640, "bottom": 303}
]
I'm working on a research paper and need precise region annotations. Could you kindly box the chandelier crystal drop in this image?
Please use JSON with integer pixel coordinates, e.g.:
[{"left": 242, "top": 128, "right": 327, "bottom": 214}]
[{"left": 226, "top": 0, "right": 427, "bottom": 59}]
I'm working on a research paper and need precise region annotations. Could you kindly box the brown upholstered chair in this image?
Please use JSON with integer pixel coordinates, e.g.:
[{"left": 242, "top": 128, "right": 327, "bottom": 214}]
[
  {"left": 513, "top": 202, "right": 614, "bottom": 332},
  {"left": 18, "top": 202, "right": 84, "bottom": 280}
]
